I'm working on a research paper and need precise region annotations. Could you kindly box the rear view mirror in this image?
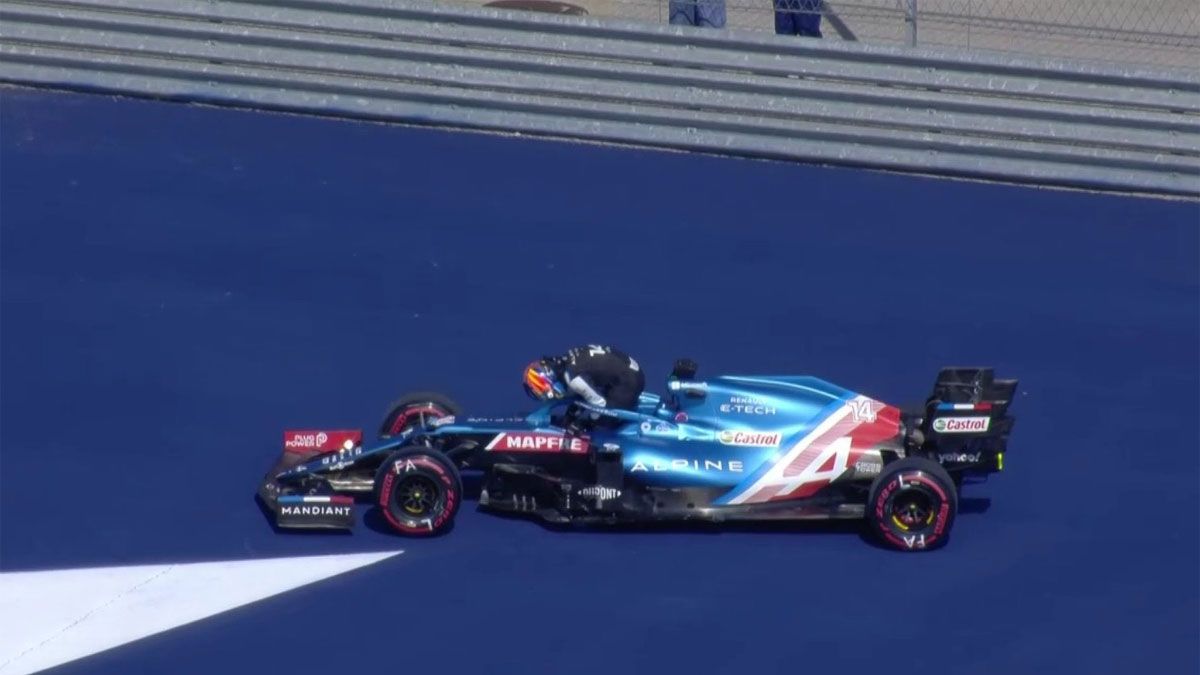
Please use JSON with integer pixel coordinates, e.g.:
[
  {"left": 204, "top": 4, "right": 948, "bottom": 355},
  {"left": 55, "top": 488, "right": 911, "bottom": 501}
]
[{"left": 671, "top": 358, "right": 699, "bottom": 380}]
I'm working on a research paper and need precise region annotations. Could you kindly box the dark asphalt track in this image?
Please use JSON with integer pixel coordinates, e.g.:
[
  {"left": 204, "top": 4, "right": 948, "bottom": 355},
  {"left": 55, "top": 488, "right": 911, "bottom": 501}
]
[{"left": 2, "top": 86, "right": 1197, "bottom": 675}]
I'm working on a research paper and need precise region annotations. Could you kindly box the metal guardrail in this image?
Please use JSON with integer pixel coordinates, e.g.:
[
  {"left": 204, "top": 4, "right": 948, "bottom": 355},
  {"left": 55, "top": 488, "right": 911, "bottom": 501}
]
[
  {"left": 1, "top": 0, "right": 1198, "bottom": 197},
  {"left": 455, "top": 0, "right": 1200, "bottom": 71}
]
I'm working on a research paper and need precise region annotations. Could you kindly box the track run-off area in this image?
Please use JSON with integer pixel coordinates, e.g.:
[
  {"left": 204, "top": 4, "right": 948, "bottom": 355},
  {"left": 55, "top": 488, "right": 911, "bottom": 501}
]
[{"left": 1, "top": 87, "right": 1197, "bottom": 675}]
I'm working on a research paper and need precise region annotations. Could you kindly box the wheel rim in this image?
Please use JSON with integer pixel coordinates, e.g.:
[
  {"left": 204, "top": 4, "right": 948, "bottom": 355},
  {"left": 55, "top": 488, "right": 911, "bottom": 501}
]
[
  {"left": 890, "top": 491, "right": 936, "bottom": 531},
  {"left": 395, "top": 475, "right": 441, "bottom": 517}
]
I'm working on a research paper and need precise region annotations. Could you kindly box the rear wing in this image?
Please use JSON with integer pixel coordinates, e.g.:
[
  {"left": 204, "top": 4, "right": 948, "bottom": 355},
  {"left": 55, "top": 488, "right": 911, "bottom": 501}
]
[
  {"left": 920, "top": 368, "right": 1018, "bottom": 472},
  {"left": 926, "top": 367, "right": 1017, "bottom": 417}
]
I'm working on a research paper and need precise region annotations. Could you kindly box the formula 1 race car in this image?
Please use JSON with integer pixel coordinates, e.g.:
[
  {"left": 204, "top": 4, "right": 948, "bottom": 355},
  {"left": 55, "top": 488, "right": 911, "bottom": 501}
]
[{"left": 256, "top": 361, "right": 1017, "bottom": 551}]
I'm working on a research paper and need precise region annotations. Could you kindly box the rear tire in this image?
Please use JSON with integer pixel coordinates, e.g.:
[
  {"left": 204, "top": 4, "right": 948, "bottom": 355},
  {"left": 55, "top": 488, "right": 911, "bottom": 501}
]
[
  {"left": 379, "top": 392, "right": 462, "bottom": 438},
  {"left": 866, "top": 457, "right": 958, "bottom": 552},
  {"left": 373, "top": 447, "right": 462, "bottom": 537}
]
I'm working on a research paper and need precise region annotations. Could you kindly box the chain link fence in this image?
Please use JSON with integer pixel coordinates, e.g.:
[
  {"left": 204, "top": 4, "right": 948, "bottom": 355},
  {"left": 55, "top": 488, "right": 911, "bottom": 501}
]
[{"left": 453, "top": 0, "right": 1199, "bottom": 70}]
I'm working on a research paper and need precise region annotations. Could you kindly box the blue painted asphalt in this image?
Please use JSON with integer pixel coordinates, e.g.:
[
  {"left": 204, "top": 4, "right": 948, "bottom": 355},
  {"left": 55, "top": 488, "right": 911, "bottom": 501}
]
[{"left": 2, "top": 86, "right": 1197, "bottom": 675}]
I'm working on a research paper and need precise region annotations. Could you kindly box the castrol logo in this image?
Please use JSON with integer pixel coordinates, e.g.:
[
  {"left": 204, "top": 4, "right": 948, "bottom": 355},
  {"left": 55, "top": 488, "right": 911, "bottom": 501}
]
[
  {"left": 932, "top": 417, "right": 990, "bottom": 433},
  {"left": 717, "top": 430, "right": 782, "bottom": 447}
]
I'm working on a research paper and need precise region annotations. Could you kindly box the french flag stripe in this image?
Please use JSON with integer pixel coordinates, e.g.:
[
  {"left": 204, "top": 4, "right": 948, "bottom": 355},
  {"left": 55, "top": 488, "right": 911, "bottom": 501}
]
[
  {"left": 937, "top": 403, "right": 991, "bottom": 411},
  {"left": 279, "top": 496, "right": 353, "bottom": 504}
]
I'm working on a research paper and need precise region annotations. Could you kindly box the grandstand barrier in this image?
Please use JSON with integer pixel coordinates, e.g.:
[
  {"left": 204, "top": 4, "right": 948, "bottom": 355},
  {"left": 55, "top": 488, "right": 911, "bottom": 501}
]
[{"left": 1, "top": 0, "right": 1197, "bottom": 197}]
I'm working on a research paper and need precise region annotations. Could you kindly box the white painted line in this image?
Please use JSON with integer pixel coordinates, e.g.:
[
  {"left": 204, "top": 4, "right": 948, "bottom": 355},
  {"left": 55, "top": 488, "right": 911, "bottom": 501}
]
[{"left": 0, "top": 550, "right": 403, "bottom": 674}]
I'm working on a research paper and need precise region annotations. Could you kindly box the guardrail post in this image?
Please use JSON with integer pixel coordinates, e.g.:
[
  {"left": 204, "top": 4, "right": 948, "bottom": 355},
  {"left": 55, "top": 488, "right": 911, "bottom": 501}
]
[{"left": 904, "top": 0, "right": 918, "bottom": 47}]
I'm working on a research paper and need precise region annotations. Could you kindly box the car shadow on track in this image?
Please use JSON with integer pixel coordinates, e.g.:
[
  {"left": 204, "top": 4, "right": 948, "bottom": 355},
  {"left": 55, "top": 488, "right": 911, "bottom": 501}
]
[
  {"left": 474, "top": 499, "right": 990, "bottom": 552},
  {"left": 356, "top": 474, "right": 992, "bottom": 549},
  {"left": 471, "top": 507, "right": 921, "bottom": 551},
  {"left": 960, "top": 497, "right": 992, "bottom": 514},
  {"left": 361, "top": 506, "right": 460, "bottom": 539}
]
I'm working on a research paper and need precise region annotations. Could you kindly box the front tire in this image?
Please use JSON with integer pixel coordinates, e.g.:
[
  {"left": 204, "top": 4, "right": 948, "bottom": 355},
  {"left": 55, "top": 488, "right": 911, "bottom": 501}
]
[
  {"left": 379, "top": 392, "right": 462, "bottom": 438},
  {"left": 866, "top": 457, "right": 958, "bottom": 552},
  {"left": 373, "top": 447, "right": 463, "bottom": 537}
]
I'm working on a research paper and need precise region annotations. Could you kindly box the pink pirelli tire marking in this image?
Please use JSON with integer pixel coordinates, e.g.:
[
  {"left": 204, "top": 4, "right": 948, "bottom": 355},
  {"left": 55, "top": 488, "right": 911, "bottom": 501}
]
[
  {"left": 388, "top": 405, "right": 448, "bottom": 435},
  {"left": 867, "top": 458, "right": 958, "bottom": 552},
  {"left": 375, "top": 451, "right": 462, "bottom": 537}
]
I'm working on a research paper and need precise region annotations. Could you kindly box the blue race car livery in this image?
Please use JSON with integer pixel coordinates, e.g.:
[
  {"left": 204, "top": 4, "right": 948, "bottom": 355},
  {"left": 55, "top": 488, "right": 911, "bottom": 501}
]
[{"left": 257, "top": 360, "right": 1017, "bottom": 551}]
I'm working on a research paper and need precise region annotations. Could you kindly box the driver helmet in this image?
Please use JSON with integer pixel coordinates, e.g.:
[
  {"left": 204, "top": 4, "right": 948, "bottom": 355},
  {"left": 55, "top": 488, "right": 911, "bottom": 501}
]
[{"left": 523, "top": 360, "right": 566, "bottom": 401}]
